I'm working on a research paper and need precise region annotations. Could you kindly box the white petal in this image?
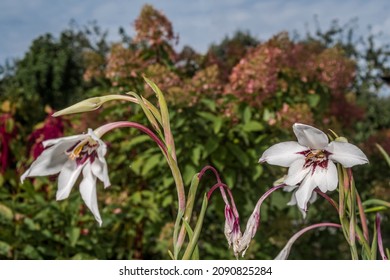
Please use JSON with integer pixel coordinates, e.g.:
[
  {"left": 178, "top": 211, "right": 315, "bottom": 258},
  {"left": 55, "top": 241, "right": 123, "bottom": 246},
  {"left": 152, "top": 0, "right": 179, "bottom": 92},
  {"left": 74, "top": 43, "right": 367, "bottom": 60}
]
[
  {"left": 287, "top": 192, "right": 297, "bottom": 206},
  {"left": 309, "top": 191, "right": 318, "bottom": 204},
  {"left": 20, "top": 145, "right": 68, "bottom": 183},
  {"left": 88, "top": 129, "right": 106, "bottom": 154},
  {"left": 56, "top": 160, "right": 83, "bottom": 200},
  {"left": 293, "top": 123, "right": 328, "bottom": 149},
  {"left": 327, "top": 141, "right": 369, "bottom": 168},
  {"left": 284, "top": 159, "right": 310, "bottom": 186},
  {"left": 284, "top": 184, "right": 298, "bottom": 192},
  {"left": 313, "top": 161, "right": 338, "bottom": 192},
  {"left": 259, "top": 141, "right": 307, "bottom": 167},
  {"left": 42, "top": 134, "right": 85, "bottom": 148},
  {"left": 287, "top": 190, "right": 315, "bottom": 219},
  {"left": 79, "top": 163, "right": 102, "bottom": 226},
  {"left": 295, "top": 174, "right": 317, "bottom": 211},
  {"left": 91, "top": 157, "right": 111, "bottom": 188}
]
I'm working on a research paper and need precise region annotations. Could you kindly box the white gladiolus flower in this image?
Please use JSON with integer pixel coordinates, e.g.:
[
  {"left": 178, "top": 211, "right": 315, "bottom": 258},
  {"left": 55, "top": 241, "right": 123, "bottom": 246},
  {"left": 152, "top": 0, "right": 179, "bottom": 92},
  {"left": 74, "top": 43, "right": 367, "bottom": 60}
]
[
  {"left": 259, "top": 123, "right": 368, "bottom": 212},
  {"left": 21, "top": 129, "right": 110, "bottom": 225}
]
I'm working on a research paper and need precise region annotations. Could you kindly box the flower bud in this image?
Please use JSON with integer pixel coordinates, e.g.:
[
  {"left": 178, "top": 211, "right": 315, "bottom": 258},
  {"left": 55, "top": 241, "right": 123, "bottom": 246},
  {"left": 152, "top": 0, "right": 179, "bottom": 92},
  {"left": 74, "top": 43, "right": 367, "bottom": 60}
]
[
  {"left": 52, "top": 95, "right": 135, "bottom": 117},
  {"left": 235, "top": 209, "right": 260, "bottom": 257},
  {"left": 224, "top": 205, "right": 242, "bottom": 257}
]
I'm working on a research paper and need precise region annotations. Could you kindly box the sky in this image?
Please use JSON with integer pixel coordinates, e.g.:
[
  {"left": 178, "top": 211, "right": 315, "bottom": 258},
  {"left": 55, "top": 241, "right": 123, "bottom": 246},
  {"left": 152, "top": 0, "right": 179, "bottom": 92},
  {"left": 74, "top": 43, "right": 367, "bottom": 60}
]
[{"left": 1, "top": 0, "right": 390, "bottom": 65}]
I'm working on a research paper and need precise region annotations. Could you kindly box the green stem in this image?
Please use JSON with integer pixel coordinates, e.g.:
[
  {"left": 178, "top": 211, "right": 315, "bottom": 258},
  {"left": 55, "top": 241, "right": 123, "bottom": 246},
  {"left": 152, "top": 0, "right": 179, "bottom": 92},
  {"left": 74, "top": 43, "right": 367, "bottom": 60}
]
[
  {"left": 355, "top": 226, "right": 372, "bottom": 259},
  {"left": 168, "top": 152, "right": 186, "bottom": 259},
  {"left": 362, "top": 199, "right": 390, "bottom": 208},
  {"left": 175, "top": 173, "right": 200, "bottom": 258},
  {"left": 356, "top": 192, "right": 370, "bottom": 242},
  {"left": 182, "top": 194, "right": 208, "bottom": 260},
  {"left": 348, "top": 171, "right": 359, "bottom": 260}
]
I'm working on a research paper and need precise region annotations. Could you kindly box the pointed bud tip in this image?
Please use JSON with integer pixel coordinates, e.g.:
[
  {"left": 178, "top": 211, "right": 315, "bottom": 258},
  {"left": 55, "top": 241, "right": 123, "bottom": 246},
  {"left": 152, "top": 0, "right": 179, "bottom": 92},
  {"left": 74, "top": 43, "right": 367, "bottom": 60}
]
[{"left": 258, "top": 157, "right": 266, "bottom": 163}]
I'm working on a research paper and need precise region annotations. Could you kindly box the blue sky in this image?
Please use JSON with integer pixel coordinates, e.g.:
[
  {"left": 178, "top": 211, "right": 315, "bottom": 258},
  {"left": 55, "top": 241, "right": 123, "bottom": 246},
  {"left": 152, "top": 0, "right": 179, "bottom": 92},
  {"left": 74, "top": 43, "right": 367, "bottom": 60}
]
[{"left": 1, "top": 0, "right": 390, "bottom": 64}]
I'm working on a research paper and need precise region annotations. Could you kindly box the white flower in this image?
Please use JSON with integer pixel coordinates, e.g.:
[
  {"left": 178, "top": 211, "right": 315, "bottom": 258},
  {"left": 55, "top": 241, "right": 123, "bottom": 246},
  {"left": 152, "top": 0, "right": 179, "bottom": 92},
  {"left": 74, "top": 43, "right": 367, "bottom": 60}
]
[
  {"left": 259, "top": 123, "right": 368, "bottom": 212},
  {"left": 21, "top": 129, "right": 110, "bottom": 225}
]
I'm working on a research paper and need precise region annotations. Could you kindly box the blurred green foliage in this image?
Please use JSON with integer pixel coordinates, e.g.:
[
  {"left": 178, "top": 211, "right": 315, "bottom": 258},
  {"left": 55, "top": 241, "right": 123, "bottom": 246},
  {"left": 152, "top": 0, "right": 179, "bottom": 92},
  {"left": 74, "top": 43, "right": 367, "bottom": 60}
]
[{"left": 0, "top": 5, "right": 389, "bottom": 259}]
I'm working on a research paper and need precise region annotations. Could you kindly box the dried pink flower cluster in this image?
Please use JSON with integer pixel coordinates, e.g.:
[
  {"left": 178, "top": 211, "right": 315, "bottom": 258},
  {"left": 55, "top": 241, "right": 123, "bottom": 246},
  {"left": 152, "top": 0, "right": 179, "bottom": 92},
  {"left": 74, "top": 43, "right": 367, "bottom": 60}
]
[
  {"left": 183, "top": 65, "right": 223, "bottom": 106},
  {"left": 226, "top": 33, "right": 360, "bottom": 120},
  {"left": 105, "top": 44, "right": 145, "bottom": 86},
  {"left": 270, "top": 103, "right": 314, "bottom": 128},
  {"left": 133, "top": 4, "right": 178, "bottom": 49},
  {"left": 226, "top": 33, "right": 294, "bottom": 106}
]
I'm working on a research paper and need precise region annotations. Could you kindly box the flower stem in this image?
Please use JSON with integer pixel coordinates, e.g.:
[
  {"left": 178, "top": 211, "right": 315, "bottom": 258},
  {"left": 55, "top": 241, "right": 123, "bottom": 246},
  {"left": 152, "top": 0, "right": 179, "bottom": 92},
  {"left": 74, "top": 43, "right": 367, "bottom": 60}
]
[
  {"left": 94, "top": 121, "right": 186, "bottom": 259},
  {"left": 181, "top": 194, "right": 208, "bottom": 260},
  {"left": 275, "top": 222, "right": 341, "bottom": 259},
  {"left": 376, "top": 214, "right": 388, "bottom": 260},
  {"left": 314, "top": 189, "right": 339, "bottom": 212},
  {"left": 94, "top": 121, "right": 167, "bottom": 156},
  {"left": 356, "top": 192, "right": 369, "bottom": 242}
]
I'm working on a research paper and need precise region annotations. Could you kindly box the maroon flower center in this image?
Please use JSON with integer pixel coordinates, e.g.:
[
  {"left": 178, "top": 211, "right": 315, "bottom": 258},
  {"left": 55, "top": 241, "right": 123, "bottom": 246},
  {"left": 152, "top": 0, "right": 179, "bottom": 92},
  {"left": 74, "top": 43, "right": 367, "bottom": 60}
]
[
  {"left": 298, "top": 149, "right": 331, "bottom": 174},
  {"left": 66, "top": 138, "right": 98, "bottom": 165}
]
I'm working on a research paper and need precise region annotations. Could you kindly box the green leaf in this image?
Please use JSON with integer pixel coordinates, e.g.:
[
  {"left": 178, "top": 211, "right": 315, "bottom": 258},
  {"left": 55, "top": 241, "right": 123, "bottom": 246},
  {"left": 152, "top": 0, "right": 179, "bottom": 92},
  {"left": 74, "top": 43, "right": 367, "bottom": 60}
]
[
  {"left": 371, "top": 221, "right": 378, "bottom": 260},
  {"left": 243, "top": 106, "right": 252, "bottom": 124},
  {"left": 226, "top": 143, "right": 250, "bottom": 167},
  {"left": 199, "top": 98, "right": 216, "bottom": 112},
  {"left": 376, "top": 144, "right": 390, "bottom": 167},
  {"left": 307, "top": 94, "right": 321, "bottom": 107},
  {"left": 197, "top": 112, "right": 223, "bottom": 134},
  {"left": 191, "top": 146, "right": 203, "bottom": 165},
  {"left": 263, "top": 108, "right": 274, "bottom": 121},
  {"left": 127, "top": 91, "right": 162, "bottom": 136},
  {"left": 0, "top": 203, "right": 13, "bottom": 220},
  {"left": 252, "top": 165, "right": 263, "bottom": 181},
  {"left": 197, "top": 111, "right": 217, "bottom": 122},
  {"left": 131, "top": 191, "right": 142, "bottom": 204},
  {"left": 68, "top": 228, "right": 81, "bottom": 247},
  {"left": 203, "top": 138, "right": 219, "bottom": 158},
  {"left": 213, "top": 117, "right": 223, "bottom": 134},
  {"left": 0, "top": 241, "right": 12, "bottom": 257},
  {"left": 182, "top": 219, "right": 200, "bottom": 260},
  {"left": 362, "top": 199, "right": 390, "bottom": 209},
  {"left": 183, "top": 164, "right": 197, "bottom": 186},
  {"left": 141, "top": 153, "right": 162, "bottom": 176},
  {"left": 22, "top": 245, "right": 42, "bottom": 259},
  {"left": 144, "top": 76, "right": 175, "bottom": 158},
  {"left": 242, "top": 121, "right": 264, "bottom": 132},
  {"left": 120, "top": 135, "right": 151, "bottom": 150},
  {"left": 162, "top": 195, "right": 173, "bottom": 208},
  {"left": 224, "top": 170, "right": 236, "bottom": 188},
  {"left": 182, "top": 194, "right": 208, "bottom": 260}
]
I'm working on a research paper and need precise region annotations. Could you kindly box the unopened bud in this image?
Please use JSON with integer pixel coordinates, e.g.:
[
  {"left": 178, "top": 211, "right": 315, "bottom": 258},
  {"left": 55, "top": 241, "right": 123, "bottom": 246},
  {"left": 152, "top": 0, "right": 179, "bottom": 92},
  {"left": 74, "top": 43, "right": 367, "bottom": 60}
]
[
  {"left": 224, "top": 205, "right": 242, "bottom": 259},
  {"left": 52, "top": 95, "right": 136, "bottom": 117}
]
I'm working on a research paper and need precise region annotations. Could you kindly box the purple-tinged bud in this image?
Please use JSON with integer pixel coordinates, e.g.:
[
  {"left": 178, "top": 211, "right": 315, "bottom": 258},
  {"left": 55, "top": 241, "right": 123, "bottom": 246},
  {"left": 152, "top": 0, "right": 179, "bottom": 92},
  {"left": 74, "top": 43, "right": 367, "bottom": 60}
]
[
  {"left": 224, "top": 205, "right": 242, "bottom": 253},
  {"left": 235, "top": 206, "right": 260, "bottom": 257}
]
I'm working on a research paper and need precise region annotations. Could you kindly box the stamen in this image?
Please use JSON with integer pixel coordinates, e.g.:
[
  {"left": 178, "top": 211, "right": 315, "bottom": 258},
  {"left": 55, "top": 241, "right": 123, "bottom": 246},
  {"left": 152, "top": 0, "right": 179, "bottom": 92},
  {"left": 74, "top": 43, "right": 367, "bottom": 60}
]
[
  {"left": 301, "top": 149, "right": 329, "bottom": 171},
  {"left": 67, "top": 138, "right": 99, "bottom": 161}
]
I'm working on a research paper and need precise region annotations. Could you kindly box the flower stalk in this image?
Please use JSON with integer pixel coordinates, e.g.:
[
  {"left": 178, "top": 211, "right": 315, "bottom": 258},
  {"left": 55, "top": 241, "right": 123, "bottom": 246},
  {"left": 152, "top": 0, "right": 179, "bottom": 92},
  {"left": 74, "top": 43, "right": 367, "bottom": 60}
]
[{"left": 275, "top": 223, "right": 342, "bottom": 260}]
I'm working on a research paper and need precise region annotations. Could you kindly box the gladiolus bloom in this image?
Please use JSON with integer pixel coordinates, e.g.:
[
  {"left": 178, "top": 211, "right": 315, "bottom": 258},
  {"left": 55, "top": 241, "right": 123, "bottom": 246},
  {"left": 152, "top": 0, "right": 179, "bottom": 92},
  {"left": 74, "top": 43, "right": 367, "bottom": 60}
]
[
  {"left": 21, "top": 129, "right": 110, "bottom": 225},
  {"left": 259, "top": 123, "right": 368, "bottom": 212}
]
